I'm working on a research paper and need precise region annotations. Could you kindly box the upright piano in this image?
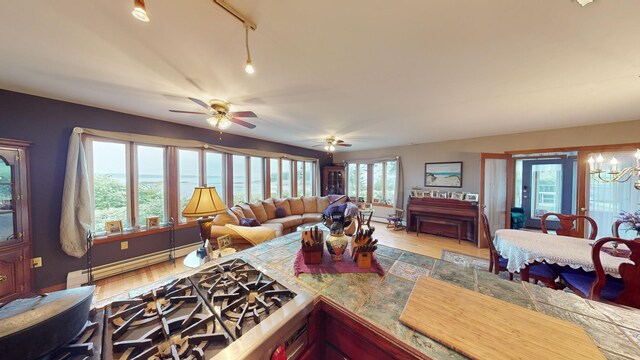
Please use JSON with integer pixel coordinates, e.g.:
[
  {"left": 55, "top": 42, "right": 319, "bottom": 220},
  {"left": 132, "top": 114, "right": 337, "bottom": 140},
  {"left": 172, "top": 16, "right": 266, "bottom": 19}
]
[{"left": 406, "top": 196, "right": 479, "bottom": 244}]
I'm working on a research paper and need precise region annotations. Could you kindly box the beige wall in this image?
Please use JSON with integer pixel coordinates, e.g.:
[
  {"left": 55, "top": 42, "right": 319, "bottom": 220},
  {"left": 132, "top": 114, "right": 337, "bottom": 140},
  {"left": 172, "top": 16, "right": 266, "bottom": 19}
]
[{"left": 334, "top": 119, "right": 640, "bottom": 200}]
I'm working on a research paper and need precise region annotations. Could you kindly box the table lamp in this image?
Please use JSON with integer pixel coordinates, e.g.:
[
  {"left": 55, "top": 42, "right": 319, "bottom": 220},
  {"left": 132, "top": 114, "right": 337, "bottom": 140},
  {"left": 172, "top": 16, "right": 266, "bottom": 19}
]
[{"left": 182, "top": 187, "right": 227, "bottom": 249}]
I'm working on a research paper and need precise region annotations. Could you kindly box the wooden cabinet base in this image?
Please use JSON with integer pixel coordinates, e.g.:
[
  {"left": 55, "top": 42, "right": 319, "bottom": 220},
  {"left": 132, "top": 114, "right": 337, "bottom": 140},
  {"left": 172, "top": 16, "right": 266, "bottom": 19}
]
[{"left": 300, "top": 298, "right": 427, "bottom": 360}]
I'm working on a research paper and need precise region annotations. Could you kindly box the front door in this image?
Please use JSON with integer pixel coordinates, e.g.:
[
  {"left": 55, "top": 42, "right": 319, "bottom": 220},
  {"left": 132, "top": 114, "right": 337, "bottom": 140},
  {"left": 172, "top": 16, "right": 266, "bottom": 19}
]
[{"left": 522, "top": 158, "right": 576, "bottom": 229}]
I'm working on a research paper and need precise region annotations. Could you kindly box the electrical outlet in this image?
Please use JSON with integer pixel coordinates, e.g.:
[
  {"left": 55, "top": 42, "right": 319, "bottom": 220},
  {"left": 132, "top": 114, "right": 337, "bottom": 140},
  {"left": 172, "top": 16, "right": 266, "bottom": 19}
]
[
  {"left": 31, "top": 257, "right": 42, "bottom": 268},
  {"left": 120, "top": 241, "right": 128, "bottom": 250}
]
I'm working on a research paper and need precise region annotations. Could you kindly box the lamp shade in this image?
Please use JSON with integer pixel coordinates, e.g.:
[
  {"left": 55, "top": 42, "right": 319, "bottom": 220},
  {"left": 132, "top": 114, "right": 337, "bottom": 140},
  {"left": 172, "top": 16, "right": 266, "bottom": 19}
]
[{"left": 182, "top": 187, "right": 227, "bottom": 218}]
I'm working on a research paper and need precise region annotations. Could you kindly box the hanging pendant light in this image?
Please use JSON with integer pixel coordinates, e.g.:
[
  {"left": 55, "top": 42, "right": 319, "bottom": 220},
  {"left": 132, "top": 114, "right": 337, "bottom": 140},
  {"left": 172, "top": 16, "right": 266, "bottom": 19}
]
[
  {"left": 132, "top": 0, "right": 150, "bottom": 22},
  {"left": 244, "top": 25, "right": 255, "bottom": 74}
]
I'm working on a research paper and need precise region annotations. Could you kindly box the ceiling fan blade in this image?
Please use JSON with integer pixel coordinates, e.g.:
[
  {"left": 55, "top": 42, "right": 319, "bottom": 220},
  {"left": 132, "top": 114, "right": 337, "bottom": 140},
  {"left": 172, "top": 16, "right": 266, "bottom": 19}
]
[
  {"left": 229, "top": 111, "right": 257, "bottom": 118},
  {"left": 335, "top": 139, "right": 345, "bottom": 143},
  {"left": 336, "top": 143, "right": 352, "bottom": 147},
  {"left": 229, "top": 117, "right": 256, "bottom": 129},
  {"left": 312, "top": 144, "right": 324, "bottom": 148},
  {"left": 188, "top": 97, "right": 210, "bottom": 109},
  {"left": 169, "top": 110, "right": 207, "bottom": 115}
]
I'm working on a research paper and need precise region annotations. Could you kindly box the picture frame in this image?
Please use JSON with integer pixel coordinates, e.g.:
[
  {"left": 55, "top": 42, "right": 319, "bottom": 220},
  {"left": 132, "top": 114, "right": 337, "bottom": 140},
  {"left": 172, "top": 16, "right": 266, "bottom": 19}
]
[
  {"left": 424, "top": 162, "right": 463, "bottom": 188},
  {"left": 452, "top": 191, "right": 465, "bottom": 200},
  {"left": 373, "top": 198, "right": 381, "bottom": 204},
  {"left": 437, "top": 191, "right": 449, "bottom": 199},
  {"left": 422, "top": 191, "right": 432, "bottom": 198},
  {"left": 146, "top": 216, "right": 160, "bottom": 229},
  {"left": 217, "top": 234, "right": 233, "bottom": 250},
  {"left": 204, "top": 239, "right": 213, "bottom": 257},
  {"left": 105, "top": 220, "right": 123, "bottom": 234},
  {"left": 465, "top": 193, "right": 479, "bottom": 202}
]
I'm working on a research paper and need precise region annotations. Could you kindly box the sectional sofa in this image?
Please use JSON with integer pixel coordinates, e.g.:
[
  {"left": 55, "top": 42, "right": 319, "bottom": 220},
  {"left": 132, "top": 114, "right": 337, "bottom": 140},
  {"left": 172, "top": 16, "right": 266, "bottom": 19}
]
[{"left": 210, "top": 195, "right": 353, "bottom": 246}]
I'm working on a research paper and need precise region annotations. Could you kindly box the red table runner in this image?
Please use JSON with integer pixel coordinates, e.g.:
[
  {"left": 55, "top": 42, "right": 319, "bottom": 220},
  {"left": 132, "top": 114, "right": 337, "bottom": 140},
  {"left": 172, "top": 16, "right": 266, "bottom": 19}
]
[{"left": 293, "top": 247, "right": 384, "bottom": 276}]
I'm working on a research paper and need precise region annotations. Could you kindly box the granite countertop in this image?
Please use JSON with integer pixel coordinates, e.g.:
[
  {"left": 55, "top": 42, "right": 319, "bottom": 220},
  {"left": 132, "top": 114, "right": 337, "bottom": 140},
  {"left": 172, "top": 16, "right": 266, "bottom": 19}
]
[
  {"left": 235, "top": 231, "right": 640, "bottom": 360},
  {"left": 100, "top": 230, "right": 640, "bottom": 359}
]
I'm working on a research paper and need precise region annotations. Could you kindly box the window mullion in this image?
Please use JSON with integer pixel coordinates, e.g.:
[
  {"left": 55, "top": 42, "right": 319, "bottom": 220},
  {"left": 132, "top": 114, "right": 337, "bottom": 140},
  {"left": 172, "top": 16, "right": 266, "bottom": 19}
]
[{"left": 127, "top": 142, "right": 135, "bottom": 229}]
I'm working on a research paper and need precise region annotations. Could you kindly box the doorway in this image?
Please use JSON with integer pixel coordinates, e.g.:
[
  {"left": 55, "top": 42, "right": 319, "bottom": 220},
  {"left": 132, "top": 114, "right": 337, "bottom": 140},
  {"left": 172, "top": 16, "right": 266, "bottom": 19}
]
[{"left": 517, "top": 156, "right": 577, "bottom": 230}]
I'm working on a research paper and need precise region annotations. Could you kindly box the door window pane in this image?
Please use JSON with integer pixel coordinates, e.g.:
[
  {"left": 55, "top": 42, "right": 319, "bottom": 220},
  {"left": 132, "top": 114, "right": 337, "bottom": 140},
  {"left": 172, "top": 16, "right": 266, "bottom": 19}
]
[
  {"left": 233, "top": 155, "right": 247, "bottom": 204},
  {"left": 137, "top": 145, "right": 165, "bottom": 225},
  {"left": 386, "top": 161, "right": 397, "bottom": 204},
  {"left": 270, "top": 159, "right": 280, "bottom": 198},
  {"left": 297, "top": 161, "right": 304, "bottom": 196},
  {"left": 373, "top": 163, "right": 383, "bottom": 201},
  {"left": 250, "top": 157, "right": 263, "bottom": 201},
  {"left": 206, "top": 152, "right": 225, "bottom": 203},
  {"left": 282, "top": 160, "right": 291, "bottom": 198},
  {"left": 305, "top": 162, "right": 313, "bottom": 196},
  {"left": 93, "top": 141, "right": 129, "bottom": 231},
  {"left": 531, "top": 164, "right": 562, "bottom": 219},
  {"left": 347, "top": 164, "right": 357, "bottom": 198},
  {"left": 178, "top": 149, "right": 200, "bottom": 222},
  {"left": 0, "top": 157, "right": 14, "bottom": 242},
  {"left": 358, "top": 164, "right": 368, "bottom": 201}
]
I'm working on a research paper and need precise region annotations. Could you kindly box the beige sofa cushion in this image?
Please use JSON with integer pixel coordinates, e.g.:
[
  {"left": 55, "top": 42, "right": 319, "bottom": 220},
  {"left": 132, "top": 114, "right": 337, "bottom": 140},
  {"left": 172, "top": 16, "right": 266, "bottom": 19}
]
[
  {"left": 213, "top": 209, "right": 239, "bottom": 226},
  {"left": 261, "top": 198, "right": 276, "bottom": 219},
  {"left": 249, "top": 201, "right": 268, "bottom": 223},
  {"left": 265, "top": 215, "right": 302, "bottom": 230},
  {"left": 262, "top": 223, "right": 284, "bottom": 238},
  {"left": 238, "top": 203, "right": 257, "bottom": 219},
  {"left": 302, "top": 213, "right": 323, "bottom": 224},
  {"left": 302, "top": 196, "right": 317, "bottom": 213},
  {"left": 288, "top": 197, "right": 304, "bottom": 215},
  {"left": 230, "top": 206, "right": 245, "bottom": 220},
  {"left": 317, "top": 196, "right": 330, "bottom": 213},
  {"left": 274, "top": 198, "right": 292, "bottom": 216}
]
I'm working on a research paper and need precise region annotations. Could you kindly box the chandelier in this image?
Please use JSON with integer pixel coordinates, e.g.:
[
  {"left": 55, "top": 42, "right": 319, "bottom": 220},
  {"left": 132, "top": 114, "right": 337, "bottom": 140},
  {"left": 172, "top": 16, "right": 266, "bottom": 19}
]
[{"left": 587, "top": 149, "right": 640, "bottom": 190}]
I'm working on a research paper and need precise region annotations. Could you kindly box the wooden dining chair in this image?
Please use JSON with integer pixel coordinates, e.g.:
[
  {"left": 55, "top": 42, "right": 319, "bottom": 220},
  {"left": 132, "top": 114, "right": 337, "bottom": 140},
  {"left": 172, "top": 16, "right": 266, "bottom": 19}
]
[
  {"left": 560, "top": 237, "right": 640, "bottom": 308},
  {"left": 540, "top": 213, "right": 598, "bottom": 240},
  {"left": 481, "top": 212, "right": 512, "bottom": 280}
]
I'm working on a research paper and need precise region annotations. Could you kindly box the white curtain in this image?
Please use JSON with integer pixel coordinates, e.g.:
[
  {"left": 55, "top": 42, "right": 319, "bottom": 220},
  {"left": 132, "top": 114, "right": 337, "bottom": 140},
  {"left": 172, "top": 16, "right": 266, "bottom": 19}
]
[
  {"left": 60, "top": 129, "right": 93, "bottom": 257},
  {"left": 60, "top": 127, "right": 320, "bottom": 257}
]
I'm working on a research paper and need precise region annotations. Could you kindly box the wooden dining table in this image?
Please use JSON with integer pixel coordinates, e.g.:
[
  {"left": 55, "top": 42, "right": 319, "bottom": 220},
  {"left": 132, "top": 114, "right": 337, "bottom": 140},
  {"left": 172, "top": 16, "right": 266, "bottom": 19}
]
[{"left": 493, "top": 229, "right": 631, "bottom": 282}]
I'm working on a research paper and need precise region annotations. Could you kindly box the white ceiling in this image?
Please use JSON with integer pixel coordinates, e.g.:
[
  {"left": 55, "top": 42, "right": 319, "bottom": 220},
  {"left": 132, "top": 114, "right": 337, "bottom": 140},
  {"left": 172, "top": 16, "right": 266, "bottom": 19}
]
[{"left": 2, "top": 1, "right": 640, "bottom": 151}]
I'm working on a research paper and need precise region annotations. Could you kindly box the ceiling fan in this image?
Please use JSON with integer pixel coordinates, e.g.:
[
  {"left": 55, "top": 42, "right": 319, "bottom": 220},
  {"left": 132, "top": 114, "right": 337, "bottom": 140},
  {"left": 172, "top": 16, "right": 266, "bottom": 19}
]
[
  {"left": 313, "top": 136, "right": 352, "bottom": 152},
  {"left": 170, "top": 97, "right": 257, "bottom": 130}
]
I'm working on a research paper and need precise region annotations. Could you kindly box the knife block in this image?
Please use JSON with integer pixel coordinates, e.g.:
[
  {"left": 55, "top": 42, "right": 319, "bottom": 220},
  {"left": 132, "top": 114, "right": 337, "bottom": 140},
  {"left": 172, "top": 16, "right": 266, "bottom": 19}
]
[
  {"left": 356, "top": 251, "right": 372, "bottom": 269},
  {"left": 301, "top": 228, "right": 324, "bottom": 264}
]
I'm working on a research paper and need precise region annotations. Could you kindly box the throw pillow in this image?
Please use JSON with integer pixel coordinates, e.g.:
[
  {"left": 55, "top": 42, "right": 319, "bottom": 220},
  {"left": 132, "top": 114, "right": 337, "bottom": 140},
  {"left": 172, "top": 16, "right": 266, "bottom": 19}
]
[
  {"left": 274, "top": 206, "right": 287, "bottom": 218},
  {"left": 274, "top": 198, "right": 292, "bottom": 216},
  {"left": 213, "top": 210, "right": 239, "bottom": 226},
  {"left": 261, "top": 198, "right": 276, "bottom": 219},
  {"left": 302, "top": 196, "right": 317, "bottom": 213},
  {"left": 249, "top": 201, "right": 268, "bottom": 223},
  {"left": 239, "top": 218, "right": 261, "bottom": 227},
  {"left": 288, "top": 197, "right": 304, "bottom": 215},
  {"left": 230, "top": 206, "right": 246, "bottom": 220},
  {"left": 316, "top": 196, "right": 330, "bottom": 213},
  {"left": 238, "top": 203, "right": 257, "bottom": 219}
]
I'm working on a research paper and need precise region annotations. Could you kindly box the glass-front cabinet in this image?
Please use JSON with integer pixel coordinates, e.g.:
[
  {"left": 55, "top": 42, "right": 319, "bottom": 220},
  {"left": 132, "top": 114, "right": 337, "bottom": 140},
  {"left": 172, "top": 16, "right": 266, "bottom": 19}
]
[{"left": 0, "top": 139, "right": 31, "bottom": 303}]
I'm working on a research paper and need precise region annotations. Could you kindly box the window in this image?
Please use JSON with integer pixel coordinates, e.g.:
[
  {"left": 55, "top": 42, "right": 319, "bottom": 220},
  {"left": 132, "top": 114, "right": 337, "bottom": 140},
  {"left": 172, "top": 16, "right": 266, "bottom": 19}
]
[
  {"left": 347, "top": 160, "right": 397, "bottom": 205},
  {"left": 347, "top": 164, "right": 357, "bottom": 199},
  {"left": 136, "top": 145, "right": 166, "bottom": 225},
  {"left": 205, "top": 151, "right": 225, "bottom": 203},
  {"left": 250, "top": 157, "right": 263, "bottom": 201},
  {"left": 281, "top": 159, "right": 292, "bottom": 198},
  {"left": 305, "top": 162, "right": 314, "bottom": 196},
  {"left": 232, "top": 155, "right": 247, "bottom": 204},
  {"left": 178, "top": 149, "right": 200, "bottom": 223},
  {"left": 358, "top": 164, "right": 368, "bottom": 201},
  {"left": 92, "top": 140, "right": 129, "bottom": 232},
  {"left": 296, "top": 161, "right": 304, "bottom": 196},
  {"left": 270, "top": 158, "right": 280, "bottom": 198}
]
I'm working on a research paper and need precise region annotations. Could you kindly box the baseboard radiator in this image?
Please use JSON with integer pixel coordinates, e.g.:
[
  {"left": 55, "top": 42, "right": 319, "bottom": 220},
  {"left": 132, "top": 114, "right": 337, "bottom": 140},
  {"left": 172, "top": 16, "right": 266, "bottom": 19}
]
[{"left": 67, "top": 243, "right": 200, "bottom": 288}]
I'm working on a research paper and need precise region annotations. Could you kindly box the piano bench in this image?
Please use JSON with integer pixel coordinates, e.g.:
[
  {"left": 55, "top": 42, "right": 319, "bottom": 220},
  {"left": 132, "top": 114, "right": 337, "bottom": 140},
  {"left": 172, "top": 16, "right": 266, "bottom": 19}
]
[{"left": 416, "top": 217, "right": 464, "bottom": 244}]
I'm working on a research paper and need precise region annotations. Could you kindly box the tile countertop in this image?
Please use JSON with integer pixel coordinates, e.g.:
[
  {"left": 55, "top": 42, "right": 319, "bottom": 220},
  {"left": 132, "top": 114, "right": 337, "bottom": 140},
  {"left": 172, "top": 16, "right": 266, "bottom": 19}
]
[
  {"left": 101, "top": 231, "right": 640, "bottom": 359},
  {"left": 237, "top": 231, "right": 640, "bottom": 360}
]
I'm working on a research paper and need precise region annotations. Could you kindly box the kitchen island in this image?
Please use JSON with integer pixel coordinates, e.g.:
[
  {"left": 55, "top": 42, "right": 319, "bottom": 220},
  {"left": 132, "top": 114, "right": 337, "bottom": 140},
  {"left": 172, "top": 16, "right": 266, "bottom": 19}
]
[{"left": 103, "top": 231, "right": 640, "bottom": 359}]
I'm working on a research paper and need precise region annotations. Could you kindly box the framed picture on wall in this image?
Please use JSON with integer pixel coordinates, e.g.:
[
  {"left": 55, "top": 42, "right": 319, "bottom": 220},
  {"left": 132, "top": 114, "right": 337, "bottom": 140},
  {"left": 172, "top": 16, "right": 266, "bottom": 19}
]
[{"left": 424, "top": 162, "right": 463, "bottom": 188}]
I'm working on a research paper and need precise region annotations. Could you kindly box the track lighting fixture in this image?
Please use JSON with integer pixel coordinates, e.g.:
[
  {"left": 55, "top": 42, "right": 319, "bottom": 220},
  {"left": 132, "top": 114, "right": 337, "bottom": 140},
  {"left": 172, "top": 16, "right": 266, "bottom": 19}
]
[
  {"left": 244, "top": 25, "right": 255, "bottom": 74},
  {"left": 132, "top": 0, "right": 150, "bottom": 22}
]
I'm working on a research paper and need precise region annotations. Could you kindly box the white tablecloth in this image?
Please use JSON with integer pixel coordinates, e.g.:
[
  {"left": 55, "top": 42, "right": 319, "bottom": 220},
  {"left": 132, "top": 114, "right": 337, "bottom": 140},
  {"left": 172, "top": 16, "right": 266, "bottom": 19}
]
[{"left": 493, "top": 229, "right": 630, "bottom": 277}]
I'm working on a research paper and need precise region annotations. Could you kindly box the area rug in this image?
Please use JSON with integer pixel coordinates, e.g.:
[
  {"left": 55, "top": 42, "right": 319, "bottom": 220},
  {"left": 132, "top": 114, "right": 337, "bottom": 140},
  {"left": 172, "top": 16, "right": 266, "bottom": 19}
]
[
  {"left": 440, "top": 250, "right": 520, "bottom": 281},
  {"left": 294, "top": 247, "right": 384, "bottom": 276}
]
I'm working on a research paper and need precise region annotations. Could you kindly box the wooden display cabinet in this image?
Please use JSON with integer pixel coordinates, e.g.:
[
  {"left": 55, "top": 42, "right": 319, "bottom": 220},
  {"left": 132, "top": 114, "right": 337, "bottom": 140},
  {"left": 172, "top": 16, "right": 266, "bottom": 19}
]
[
  {"left": 322, "top": 164, "right": 346, "bottom": 196},
  {"left": 0, "top": 138, "right": 32, "bottom": 303}
]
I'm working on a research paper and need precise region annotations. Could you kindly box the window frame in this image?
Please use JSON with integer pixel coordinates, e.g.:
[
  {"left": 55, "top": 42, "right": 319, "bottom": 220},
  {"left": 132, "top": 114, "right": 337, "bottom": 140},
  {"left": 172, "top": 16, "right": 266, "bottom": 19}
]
[{"left": 347, "top": 160, "right": 397, "bottom": 206}]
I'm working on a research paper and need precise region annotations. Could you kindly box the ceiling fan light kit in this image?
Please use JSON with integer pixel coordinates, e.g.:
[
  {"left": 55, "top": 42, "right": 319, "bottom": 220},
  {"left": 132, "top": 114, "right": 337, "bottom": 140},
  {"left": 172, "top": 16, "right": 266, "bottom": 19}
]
[
  {"left": 131, "top": 0, "right": 150, "bottom": 22},
  {"left": 314, "top": 136, "right": 352, "bottom": 152},
  {"left": 170, "top": 98, "right": 258, "bottom": 131},
  {"left": 577, "top": 0, "right": 594, "bottom": 6}
]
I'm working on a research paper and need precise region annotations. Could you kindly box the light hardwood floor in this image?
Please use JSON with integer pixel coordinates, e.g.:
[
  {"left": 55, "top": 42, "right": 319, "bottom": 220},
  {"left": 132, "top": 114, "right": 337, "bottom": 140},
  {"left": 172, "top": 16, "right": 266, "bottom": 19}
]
[{"left": 94, "top": 222, "right": 490, "bottom": 302}]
